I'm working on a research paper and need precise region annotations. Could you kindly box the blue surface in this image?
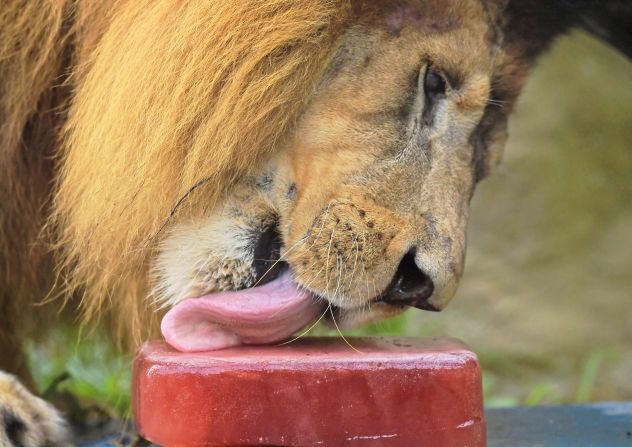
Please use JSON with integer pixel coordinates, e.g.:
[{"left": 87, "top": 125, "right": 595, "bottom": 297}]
[
  {"left": 80, "top": 402, "right": 632, "bottom": 446},
  {"left": 486, "top": 402, "right": 632, "bottom": 447}
]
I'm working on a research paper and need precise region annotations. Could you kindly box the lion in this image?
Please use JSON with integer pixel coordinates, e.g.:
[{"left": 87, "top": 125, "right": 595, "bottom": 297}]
[{"left": 1, "top": 0, "right": 629, "bottom": 444}]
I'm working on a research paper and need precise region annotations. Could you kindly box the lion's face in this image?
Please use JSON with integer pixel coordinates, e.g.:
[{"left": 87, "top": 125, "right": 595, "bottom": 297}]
[{"left": 153, "top": 1, "right": 505, "bottom": 330}]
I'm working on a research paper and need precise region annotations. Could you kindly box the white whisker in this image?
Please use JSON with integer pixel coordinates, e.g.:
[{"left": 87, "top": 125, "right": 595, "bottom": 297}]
[{"left": 328, "top": 303, "right": 362, "bottom": 353}]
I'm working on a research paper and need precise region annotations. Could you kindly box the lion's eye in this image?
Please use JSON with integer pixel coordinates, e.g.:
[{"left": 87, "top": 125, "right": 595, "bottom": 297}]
[
  {"left": 424, "top": 66, "right": 447, "bottom": 98},
  {"left": 421, "top": 65, "right": 447, "bottom": 126}
]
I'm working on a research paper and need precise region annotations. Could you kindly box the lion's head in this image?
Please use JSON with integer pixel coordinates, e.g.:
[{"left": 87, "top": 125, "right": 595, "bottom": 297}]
[
  {"left": 148, "top": 0, "right": 512, "bottom": 339},
  {"left": 48, "top": 0, "right": 558, "bottom": 342}
]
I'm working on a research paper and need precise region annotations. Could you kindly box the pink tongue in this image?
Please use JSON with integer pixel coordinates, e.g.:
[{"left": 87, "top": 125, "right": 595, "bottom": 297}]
[{"left": 161, "top": 271, "right": 324, "bottom": 352}]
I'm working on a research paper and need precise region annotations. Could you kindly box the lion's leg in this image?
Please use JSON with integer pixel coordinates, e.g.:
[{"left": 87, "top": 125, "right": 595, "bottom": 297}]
[
  {"left": 0, "top": 294, "right": 72, "bottom": 446},
  {"left": 0, "top": 371, "right": 71, "bottom": 447}
]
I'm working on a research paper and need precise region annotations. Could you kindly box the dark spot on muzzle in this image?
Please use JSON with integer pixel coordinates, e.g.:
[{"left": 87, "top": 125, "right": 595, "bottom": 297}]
[
  {"left": 377, "top": 249, "right": 438, "bottom": 311},
  {"left": 287, "top": 183, "right": 297, "bottom": 201}
]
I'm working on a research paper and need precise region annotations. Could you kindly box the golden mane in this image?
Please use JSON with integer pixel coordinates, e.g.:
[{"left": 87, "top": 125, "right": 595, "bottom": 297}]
[{"left": 1, "top": 0, "right": 351, "bottom": 345}]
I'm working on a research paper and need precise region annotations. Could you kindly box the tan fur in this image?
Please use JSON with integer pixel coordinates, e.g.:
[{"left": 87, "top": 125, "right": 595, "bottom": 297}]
[
  {"left": 0, "top": 0, "right": 520, "bottom": 356},
  {"left": 152, "top": 2, "right": 502, "bottom": 331},
  {"left": 2, "top": 0, "right": 603, "bottom": 444},
  {"left": 0, "top": 0, "right": 511, "bottom": 351},
  {"left": 1, "top": 0, "right": 354, "bottom": 348},
  {"left": 0, "top": 0, "right": 543, "bottom": 374}
]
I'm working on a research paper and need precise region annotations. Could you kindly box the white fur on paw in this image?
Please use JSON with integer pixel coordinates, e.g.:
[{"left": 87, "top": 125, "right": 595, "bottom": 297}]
[{"left": 0, "top": 371, "right": 71, "bottom": 447}]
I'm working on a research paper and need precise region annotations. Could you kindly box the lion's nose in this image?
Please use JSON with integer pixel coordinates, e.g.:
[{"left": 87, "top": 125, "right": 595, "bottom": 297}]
[{"left": 378, "top": 249, "right": 438, "bottom": 311}]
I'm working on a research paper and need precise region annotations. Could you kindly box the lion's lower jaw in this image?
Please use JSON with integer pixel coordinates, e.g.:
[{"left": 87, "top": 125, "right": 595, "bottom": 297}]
[{"left": 325, "top": 303, "right": 406, "bottom": 331}]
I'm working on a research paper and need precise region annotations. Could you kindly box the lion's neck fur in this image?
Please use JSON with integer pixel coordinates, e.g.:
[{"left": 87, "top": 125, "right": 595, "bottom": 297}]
[{"left": 1, "top": 0, "right": 350, "bottom": 347}]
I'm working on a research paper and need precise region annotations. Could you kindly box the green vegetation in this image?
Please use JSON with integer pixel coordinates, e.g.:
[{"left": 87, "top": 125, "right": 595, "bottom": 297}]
[{"left": 27, "top": 328, "right": 132, "bottom": 418}]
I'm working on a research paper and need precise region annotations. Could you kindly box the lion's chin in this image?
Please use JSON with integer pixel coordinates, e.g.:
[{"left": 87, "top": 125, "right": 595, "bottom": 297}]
[
  {"left": 325, "top": 302, "right": 407, "bottom": 331},
  {"left": 161, "top": 270, "right": 326, "bottom": 352}
]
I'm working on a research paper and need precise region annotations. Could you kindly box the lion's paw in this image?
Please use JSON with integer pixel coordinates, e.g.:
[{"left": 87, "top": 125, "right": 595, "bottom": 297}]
[{"left": 0, "top": 371, "right": 71, "bottom": 446}]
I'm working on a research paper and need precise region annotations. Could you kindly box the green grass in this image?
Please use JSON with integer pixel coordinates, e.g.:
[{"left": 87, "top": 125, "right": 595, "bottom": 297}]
[{"left": 27, "top": 327, "right": 132, "bottom": 418}]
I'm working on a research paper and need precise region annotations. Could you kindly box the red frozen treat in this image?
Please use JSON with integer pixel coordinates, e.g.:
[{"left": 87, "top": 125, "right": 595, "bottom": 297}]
[{"left": 133, "top": 337, "right": 485, "bottom": 447}]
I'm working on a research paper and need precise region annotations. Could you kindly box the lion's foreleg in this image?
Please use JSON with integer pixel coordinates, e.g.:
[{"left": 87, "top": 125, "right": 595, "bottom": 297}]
[{"left": 0, "top": 372, "right": 71, "bottom": 447}]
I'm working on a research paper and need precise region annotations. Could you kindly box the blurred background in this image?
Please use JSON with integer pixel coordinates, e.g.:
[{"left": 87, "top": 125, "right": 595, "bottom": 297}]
[{"left": 28, "top": 30, "right": 632, "bottom": 417}]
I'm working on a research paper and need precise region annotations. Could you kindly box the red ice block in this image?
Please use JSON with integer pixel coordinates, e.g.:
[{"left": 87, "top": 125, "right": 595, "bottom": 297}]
[{"left": 133, "top": 337, "right": 485, "bottom": 447}]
